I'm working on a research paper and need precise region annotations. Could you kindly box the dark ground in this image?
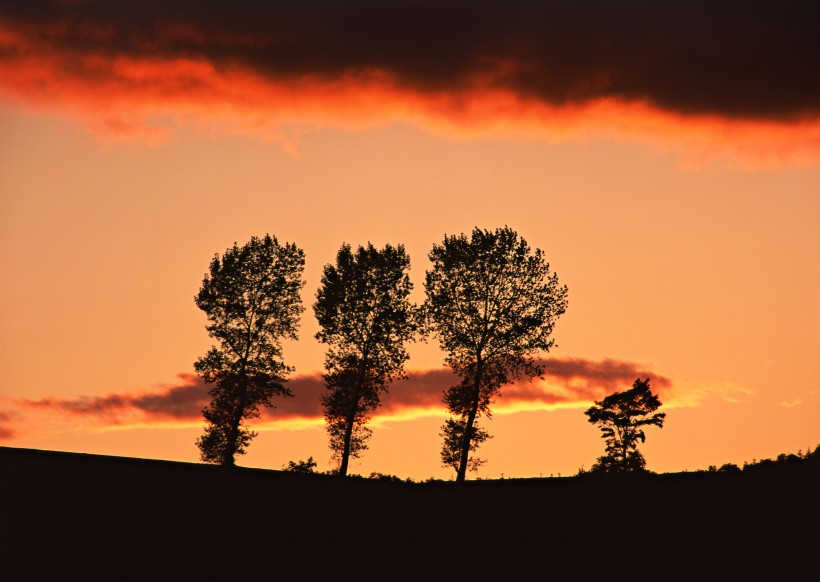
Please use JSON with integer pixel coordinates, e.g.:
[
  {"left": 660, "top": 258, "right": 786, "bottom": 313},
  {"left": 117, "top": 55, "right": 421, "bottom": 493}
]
[{"left": 1, "top": 446, "right": 817, "bottom": 580}]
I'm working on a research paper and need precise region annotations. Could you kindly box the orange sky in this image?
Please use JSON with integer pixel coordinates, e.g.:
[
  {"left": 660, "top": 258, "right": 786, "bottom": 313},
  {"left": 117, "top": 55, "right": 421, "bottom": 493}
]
[{"left": 1, "top": 1, "right": 818, "bottom": 479}]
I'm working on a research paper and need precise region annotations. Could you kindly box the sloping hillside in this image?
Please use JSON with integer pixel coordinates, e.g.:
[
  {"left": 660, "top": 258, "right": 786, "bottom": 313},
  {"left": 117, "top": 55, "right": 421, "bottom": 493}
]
[{"left": 2, "top": 446, "right": 816, "bottom": 580}]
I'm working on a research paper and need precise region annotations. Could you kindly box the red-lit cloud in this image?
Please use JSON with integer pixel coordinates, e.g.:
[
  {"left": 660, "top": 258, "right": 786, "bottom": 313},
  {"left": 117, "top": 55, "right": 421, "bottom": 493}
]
[
  {"left": 16, "top": 357, "right": 671, "bottom": 429},
  {"left": 1, "top": 1, "right": 818, "bottom": 166}
]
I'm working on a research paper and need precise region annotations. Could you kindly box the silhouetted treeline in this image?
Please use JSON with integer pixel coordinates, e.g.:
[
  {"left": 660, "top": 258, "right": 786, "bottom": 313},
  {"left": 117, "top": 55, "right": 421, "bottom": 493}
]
[
  {"left": 190, "top": 227, "right": 808, "bottom": 481},
  {"left": 702, "top": 444, "right": 820, "bottom": 475},
  {"left": 280, "top": 444, "right": 820, "bottom": 483}
]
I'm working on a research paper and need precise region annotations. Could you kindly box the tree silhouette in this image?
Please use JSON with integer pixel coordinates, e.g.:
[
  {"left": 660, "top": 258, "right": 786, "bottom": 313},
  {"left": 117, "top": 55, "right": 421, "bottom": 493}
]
[
  {"left": 314, "top": 243, "right": 416, "bottom": 477},
  {"left": 585, "top": 378, "right": 666, "bottom": 473},
  {"left": 423, "top": 226, "right": 568, "bottom": 482},
  {"left": 194, "top": 235, "right": 305, "bottom": 466}
]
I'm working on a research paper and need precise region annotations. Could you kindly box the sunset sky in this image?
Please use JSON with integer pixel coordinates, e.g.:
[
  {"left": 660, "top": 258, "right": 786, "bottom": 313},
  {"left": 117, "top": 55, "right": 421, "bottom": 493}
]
[{"left": 1, "top": 0, "right": 818, "bottom": 480}]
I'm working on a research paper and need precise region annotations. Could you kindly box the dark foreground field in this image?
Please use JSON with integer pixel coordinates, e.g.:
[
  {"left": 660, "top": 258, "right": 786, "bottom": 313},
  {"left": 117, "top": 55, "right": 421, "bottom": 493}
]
[{"left": 1, "top": 446, "right": 817, "bottom": 580}]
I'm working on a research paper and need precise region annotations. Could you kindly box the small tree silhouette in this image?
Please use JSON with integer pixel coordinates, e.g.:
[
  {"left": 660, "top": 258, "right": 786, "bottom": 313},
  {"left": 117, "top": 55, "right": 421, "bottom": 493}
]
[{"left": 585, "top": 378, "right": 665, "bottom": 473}]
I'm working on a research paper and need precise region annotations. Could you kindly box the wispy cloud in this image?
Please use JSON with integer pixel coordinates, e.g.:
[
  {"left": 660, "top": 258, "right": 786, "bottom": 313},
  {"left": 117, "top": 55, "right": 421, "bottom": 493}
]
[
  {"left": 1, "top": 1, "right": 817, "bottom": 165},
  {"left": 662, "top": 380, "right": 753, "bottom": 409}
]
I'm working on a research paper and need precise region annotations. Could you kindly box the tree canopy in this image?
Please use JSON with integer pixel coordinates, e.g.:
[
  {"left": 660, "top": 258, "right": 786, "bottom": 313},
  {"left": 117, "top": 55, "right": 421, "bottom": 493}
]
[
  {"left": 314, "top": 243, "right": 416, "bottom": 476},
  {"left": 585, "top": 378, "right": 666, "bottom": 473},
  {"left": 423, "top": 226, "right": 568, "bottom": 481},
  {"left": 194, "top": 234, "right": 305, "bottom": 466}
]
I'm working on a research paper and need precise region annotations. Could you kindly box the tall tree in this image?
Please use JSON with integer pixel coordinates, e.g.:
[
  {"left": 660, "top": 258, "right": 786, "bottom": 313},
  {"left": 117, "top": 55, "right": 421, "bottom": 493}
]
[
  {"left": 424, "top": 226, "right": 568, "bottom": 482},
  {"left": 194, "top": 235, "right": 305, "bottom": 467},
  {"left": 314, "top": 243, "right": 416, "bottom": 476},
  {"left": 584, "top": 378, "right": 666, "bottom": 473}
]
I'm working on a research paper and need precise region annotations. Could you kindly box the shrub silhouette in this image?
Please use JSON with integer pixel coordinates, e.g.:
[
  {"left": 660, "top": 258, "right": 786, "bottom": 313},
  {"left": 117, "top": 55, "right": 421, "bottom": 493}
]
[{"left": 284, "top": 457, "right": 318, "bottom": 473}]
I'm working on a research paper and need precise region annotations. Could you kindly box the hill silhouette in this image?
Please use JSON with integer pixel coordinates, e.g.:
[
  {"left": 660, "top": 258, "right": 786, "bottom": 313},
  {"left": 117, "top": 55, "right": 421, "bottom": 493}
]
[{"left": 2, "top": 446, "right": 816, "bottom": 580}]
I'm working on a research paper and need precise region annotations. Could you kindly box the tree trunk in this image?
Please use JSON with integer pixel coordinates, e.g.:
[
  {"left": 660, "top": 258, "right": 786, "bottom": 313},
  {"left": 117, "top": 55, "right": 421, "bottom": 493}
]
[
  {"left": 620, "top": 426, "right": 629, "bottom": 471},
  {"left": 456, "top": 359, "right": 483, "bottom": 483},
  {"left": 338, "top": 409, "right": 356, "bottom": 477},
  {"left": 224, "top": 332, "right": 253, "bottom": 468},
  {"left": 455, "top": 401, "right": 479, "bottom": 483},
  {"left": 222, "top": 400, "right": 244, "bottom": 468},
  {"left": 222, "top": 374, "right": 248, "bottom": 468},
  {"left": 338, "top": 357, "right": 369, "bottom": 477}
]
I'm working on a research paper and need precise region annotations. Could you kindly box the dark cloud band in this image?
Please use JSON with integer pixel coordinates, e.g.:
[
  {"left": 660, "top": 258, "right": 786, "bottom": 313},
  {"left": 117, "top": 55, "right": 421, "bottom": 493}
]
[{"left": 1, "top": 0, "right": 818, "bottom": 121}]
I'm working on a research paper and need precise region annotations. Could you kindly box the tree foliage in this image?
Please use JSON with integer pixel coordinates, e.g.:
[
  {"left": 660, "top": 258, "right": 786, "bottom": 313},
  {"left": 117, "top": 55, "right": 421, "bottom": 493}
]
[
  {"left": 585, "top": 378, "right": 666, "bottom": 473},
  {"left": 194, "top": 235, "right": 305, "bottom": 466},
  {"left": 423, "top": 226, "right": 568, "bottom": 481},
  {"left": 314, "top": 243, "right": 416, "bottom": 476}
]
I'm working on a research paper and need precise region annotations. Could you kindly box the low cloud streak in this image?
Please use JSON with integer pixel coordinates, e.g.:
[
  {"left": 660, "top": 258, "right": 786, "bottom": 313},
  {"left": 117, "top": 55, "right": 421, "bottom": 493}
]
[{"left": 18, "top": 357, "right": 673, "bottom": 429}]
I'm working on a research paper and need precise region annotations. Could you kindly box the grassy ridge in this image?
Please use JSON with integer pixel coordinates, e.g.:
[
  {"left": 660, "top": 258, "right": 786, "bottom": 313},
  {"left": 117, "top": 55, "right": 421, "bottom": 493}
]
[{"left": 2, "top": 446, "right": 817, "bottom": 580}]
